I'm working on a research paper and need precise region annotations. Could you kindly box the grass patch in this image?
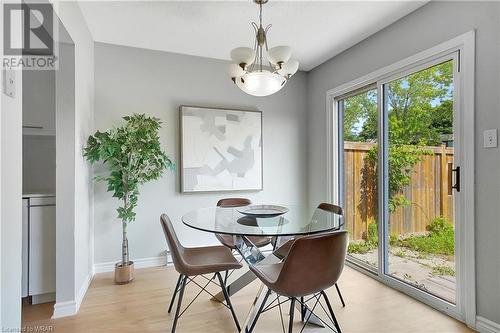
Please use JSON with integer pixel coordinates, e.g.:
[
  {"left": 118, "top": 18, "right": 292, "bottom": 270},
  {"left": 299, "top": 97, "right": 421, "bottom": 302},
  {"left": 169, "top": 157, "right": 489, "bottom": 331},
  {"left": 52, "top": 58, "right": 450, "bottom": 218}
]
[
  {"left": 348, "top": 241, "right": 376, "bottom": 254},
  {"left": 348, "top": 222, "right": 378, "bottom": 254},
  {"left": 396, "top": 231, "right": 454, "bottom": 255},
  {"left": 348, "top": 217, "right": 454, "bottom": 257},
  {"left": 416, "top": 253, "right": 428, "bottom": 260},
  {"left": 432, "top": 265, "right": 455, "bottom": 276},
  {"left": 395, "top": 250, "right": 406, "bottom": 258},
  {"left": 395, "top": 217, "right": 454, "bottom": 256}
]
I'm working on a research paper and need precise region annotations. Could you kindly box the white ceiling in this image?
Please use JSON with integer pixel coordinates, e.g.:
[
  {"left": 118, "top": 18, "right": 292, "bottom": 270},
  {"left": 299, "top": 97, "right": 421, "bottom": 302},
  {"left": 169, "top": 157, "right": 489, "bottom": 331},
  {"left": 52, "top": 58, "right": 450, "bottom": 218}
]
[{"left": 79, "top": 1, "right": 427, "bottom": 71}]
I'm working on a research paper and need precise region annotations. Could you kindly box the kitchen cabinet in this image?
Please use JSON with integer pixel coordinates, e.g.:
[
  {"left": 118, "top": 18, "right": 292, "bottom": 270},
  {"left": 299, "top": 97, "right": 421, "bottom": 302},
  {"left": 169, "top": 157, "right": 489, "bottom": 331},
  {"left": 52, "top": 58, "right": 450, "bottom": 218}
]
[
  {"left": 22, "top": 69, "right": 55, "bottom": 136},
  {"left": 22, "top": 195, "right": 56, "bottom": 303}
]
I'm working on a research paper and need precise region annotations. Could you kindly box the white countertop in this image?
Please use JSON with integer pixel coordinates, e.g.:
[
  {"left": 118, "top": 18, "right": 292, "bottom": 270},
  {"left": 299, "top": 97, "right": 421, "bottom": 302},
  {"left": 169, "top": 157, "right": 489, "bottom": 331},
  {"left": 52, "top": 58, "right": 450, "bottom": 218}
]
[{"left": 22, "top": 192, "right": 56, "bottom": 198}]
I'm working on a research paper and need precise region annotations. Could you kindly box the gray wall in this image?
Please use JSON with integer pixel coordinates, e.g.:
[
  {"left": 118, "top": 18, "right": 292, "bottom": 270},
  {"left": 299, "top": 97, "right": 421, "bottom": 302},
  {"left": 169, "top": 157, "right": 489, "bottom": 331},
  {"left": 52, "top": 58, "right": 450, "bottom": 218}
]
[
  {"left": 55, "top": 40, "right": 77, "bottom": 312},
  {"left": 53, "top": 0, "right": 95, "bottom": 317},
  {"left": 307, "top": 1, "right": 499, "bottom": 324},
  {"left": 93, "top": 43, "right": 308, "bottom": 263}
]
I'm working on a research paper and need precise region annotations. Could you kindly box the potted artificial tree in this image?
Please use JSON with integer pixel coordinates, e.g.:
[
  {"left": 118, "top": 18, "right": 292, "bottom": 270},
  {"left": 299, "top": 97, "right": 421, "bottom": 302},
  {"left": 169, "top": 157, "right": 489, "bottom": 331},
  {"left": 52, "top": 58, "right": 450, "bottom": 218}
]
[{"left": 84, "top": 114, "right": 174, "bottom": 284}]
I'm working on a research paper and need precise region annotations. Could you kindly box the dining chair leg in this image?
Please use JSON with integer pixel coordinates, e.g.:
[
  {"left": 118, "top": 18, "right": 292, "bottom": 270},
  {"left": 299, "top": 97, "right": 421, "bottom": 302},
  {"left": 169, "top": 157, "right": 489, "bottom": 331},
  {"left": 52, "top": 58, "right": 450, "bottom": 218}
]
[
  {"left": 321, "top": 291, "right": 342, "bottom": 333},
  {"left": 288, "top": 297, "right": 296, "bottom": 333},
  {"left": 224, "top": 270, "right": 229, "bottom": 286},
  {"left": 216, "top": 272, "right": 241, "bottom": 332},
  {"left": 271, "top": 236, "right": 277, "bottom": 250},
  {"left": 171, "top": 275, "right": 187, "bottom": 333},
  {"left": 300, "top": 297, "right": 305, "bottom": 322},
  {"left": 334, "top": 283, "right": 345, "bottom": 307},
  {"left": 168, "top": 274, "right": 183, "bottom": 313},
  {"left": 248, "top": 288, "right": 272, "bottom": 333}
]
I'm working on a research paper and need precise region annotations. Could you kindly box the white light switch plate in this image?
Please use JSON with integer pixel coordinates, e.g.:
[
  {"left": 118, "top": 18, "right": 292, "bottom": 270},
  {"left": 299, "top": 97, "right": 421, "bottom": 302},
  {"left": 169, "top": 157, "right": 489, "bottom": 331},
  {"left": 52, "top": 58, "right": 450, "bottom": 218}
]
[
  {"left": 2, "top": 69, "right": 15, "bottom": 98},
  {"left": 483, "top": 129, "right": 497, "bottom": 148}
]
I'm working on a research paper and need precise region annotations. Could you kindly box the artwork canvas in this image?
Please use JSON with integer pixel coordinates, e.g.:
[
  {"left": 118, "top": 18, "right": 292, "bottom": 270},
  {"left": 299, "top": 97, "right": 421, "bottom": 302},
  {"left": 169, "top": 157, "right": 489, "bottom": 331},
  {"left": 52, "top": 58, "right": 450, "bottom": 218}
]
[{"left": 180, "top": 106, "right": 263, "bottom": 192}]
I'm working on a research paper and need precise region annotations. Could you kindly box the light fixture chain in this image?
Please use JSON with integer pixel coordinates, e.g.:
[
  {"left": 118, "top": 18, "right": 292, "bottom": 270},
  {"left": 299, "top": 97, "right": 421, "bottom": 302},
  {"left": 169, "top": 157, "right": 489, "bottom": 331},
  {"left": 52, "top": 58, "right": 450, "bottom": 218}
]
[
  {"left": 259, "top": 0, "right": 263, "bottom": 71},
  {"left": 259, "top": 1, "right": 263, "bottom": 28}
]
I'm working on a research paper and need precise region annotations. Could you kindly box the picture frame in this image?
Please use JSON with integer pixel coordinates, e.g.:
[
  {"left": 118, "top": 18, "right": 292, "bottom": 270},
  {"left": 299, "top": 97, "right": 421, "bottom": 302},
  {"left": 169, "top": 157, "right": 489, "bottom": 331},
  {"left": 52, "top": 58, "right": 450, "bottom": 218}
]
[{"left": 179, "top": 105, "right": 263, "bottom": 193}]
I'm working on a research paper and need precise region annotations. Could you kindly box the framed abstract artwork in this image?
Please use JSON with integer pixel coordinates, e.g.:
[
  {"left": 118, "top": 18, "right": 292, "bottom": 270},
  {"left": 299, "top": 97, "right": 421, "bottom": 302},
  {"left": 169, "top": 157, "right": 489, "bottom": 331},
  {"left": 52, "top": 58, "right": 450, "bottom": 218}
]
[{"left": 179, "top": 105, "right": 263, "bottom": 193}]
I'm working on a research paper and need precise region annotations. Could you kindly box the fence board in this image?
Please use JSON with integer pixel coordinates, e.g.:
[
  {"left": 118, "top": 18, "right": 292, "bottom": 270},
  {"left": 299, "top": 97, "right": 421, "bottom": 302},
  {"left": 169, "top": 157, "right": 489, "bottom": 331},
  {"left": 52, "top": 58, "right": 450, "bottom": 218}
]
[{"left": 343, "top": 141, "right": 454, "bottom": 240}]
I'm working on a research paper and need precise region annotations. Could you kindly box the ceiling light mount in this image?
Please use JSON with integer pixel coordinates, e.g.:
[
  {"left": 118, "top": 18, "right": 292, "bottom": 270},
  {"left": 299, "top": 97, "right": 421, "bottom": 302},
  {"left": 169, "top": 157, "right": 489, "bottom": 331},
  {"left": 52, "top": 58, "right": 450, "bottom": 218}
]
[{"left": 229, "top": 0, "right": 299, "bottom": 97}]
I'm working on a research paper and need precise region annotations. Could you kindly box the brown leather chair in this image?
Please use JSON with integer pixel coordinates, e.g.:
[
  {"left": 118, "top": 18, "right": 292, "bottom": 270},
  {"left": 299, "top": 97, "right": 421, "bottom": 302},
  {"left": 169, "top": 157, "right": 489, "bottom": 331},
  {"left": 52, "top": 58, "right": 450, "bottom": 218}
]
[
  {"left": 317, "top": 202, "right": 343, "bottom": 215},
  {"left": 274, "top": 203, "right": 343, "bottom": 259},
  {"left": 273, "top": 202, "right": 346, "bottom": 307},
  {"left": 215, "top": 198, "right": 272, "bottom": 249},
  {"left": 160, "top": 214, "right": 242, "bottom": 333},
  {"left": 248, "top": 231, "right": 348, "bottom": 333}
]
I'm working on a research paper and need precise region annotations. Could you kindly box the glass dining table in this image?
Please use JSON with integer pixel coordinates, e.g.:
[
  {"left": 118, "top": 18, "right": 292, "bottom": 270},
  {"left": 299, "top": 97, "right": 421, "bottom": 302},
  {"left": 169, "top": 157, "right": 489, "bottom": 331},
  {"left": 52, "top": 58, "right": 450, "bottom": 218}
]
[{"left": 182, "top": 205, "right": 344, "bottom": 332}]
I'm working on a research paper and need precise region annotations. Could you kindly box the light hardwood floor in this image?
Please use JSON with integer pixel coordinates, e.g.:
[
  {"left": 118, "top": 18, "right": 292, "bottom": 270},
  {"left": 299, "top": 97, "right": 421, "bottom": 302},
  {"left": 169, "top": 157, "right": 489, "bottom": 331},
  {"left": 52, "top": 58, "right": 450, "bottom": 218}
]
[{"left": 22, "top": 266, "right": 474, "bottom": 333}]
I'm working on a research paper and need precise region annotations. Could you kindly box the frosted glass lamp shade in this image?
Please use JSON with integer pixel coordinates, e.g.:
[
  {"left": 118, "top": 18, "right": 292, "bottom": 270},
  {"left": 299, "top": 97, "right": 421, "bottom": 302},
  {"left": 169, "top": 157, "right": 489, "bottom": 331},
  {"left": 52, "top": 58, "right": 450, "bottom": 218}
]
[
  {"left": 235, "top": 71, "right": 286, "bottom": 96},
  {"left": 228, "top": 64, "right": 245, "bottom": 78},
  {"left": 230, "top": 47, "right": 255, "bottom": 66},
  {"left": 277, "top": 59, "right": 299, "bottom": 77},
  {"left": 267, "top": 46, "right": 292, "bottom": 65}
]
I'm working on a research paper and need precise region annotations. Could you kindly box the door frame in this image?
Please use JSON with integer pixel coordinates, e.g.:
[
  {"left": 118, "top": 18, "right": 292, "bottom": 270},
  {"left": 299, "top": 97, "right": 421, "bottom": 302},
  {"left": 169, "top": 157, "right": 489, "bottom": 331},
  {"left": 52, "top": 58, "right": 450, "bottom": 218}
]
[{"left": 325, "top": 31, "right": 475, "bottom": 327}]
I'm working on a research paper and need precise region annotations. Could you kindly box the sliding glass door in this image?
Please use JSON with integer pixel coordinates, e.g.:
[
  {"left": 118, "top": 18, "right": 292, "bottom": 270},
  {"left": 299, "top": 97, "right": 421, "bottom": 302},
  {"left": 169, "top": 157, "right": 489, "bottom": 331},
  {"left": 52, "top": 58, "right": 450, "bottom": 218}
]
[
  {"left": 338, "top": 53, "right": 461, "bottom": 309},
  {"left": 383, "top": 60, "right": 457, "bottom": 304}
]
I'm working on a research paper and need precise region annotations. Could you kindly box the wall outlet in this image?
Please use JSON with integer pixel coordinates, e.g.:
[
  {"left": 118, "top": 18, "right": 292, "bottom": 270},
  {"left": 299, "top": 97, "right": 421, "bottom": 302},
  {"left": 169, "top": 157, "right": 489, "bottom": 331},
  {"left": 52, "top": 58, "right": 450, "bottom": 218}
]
[{"left": 483, "top": 129, "right": 497, "bottom": 148}]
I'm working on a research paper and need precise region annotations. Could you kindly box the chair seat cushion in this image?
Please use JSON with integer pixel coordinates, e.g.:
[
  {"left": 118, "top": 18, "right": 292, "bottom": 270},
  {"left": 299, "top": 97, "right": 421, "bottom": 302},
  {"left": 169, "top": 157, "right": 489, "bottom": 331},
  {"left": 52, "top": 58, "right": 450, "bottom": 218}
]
[
  {"left": 216, "top": 234, "right": 272, "bottom": 249},
  {"left": 273, "top": 239, "right": 294, "bottom": 259},
  {"left": 181, "top": 245, "right": 242, "bottom": 276},
  {"left": 249, "top": 263, "right": 283, "bottom": 285}
]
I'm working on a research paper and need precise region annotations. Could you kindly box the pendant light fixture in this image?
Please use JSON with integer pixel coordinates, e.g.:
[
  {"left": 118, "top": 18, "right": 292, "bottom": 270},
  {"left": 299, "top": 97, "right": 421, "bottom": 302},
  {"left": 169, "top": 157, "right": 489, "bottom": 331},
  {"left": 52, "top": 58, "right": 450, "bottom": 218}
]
[{"left": 229, "top": 0, "right": 299, "bottom": 97}]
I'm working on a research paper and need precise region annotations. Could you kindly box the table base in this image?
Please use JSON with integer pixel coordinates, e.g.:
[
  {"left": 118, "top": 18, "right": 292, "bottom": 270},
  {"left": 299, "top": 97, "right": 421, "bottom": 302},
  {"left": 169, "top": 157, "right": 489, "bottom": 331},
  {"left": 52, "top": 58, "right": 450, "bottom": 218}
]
[{"left": 211, "top": 235, "right": 325, "bottom": 332}]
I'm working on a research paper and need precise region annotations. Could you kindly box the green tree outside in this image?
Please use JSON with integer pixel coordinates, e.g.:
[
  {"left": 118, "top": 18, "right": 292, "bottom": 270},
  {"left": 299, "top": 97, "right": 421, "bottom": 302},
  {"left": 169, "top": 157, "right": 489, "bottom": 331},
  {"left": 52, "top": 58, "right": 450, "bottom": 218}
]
[{"left": 343, "top": 61, "right": 454, "bottom": 213}]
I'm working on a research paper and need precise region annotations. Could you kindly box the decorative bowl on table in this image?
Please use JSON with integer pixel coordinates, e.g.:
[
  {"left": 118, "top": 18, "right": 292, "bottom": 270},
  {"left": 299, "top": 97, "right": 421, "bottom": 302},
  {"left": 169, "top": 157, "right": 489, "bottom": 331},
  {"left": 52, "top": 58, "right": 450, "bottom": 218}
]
[{"left": 237, "top": 205, "right": 289, "bottom": 217}]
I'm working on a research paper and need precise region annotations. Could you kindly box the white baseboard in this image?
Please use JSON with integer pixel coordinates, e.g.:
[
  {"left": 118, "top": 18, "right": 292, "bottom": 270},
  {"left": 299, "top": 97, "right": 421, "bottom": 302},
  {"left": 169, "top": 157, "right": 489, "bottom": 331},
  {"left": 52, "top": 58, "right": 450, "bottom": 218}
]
[
  {"left": 52, "top": 300, "right": 77, "bottom": 319},
  {"left": 54, "top": 250, "right": 264, "bottom": 319},
  {"left": 477, "top": 316, "right": 500, "bottom": 333},
  {"left": 76, "top": 274, "right": 93, "bottom": 312},
  {"left": 53, "top": 255, "right": 171, "bottom": 318},
  {"left": 52, "top": 273, "right": 93, "bottom": 319},
  {"left": 93, "top": 255, "right": 170, "bottom": 273},
  {"left": 92, "top": 250, "right": 268, "bottom": 274}
]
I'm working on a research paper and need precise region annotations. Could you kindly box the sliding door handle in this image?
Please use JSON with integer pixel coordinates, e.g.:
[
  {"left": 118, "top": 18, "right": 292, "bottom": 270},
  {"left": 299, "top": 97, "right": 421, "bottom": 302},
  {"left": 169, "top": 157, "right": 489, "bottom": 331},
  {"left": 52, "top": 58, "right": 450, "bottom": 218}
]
[{"left": 448, "top": 163, "right": 460, "bottom": 193}]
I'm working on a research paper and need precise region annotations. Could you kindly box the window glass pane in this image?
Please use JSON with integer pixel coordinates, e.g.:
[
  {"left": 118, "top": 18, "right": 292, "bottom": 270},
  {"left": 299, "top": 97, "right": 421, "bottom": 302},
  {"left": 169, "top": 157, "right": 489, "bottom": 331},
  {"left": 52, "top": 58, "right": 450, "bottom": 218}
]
[
  {"left": 385, "top": 60, "right": 456, "bottom": 304},
  {"left": 340, "top": 87, "right": 379, "bottom": 270}
]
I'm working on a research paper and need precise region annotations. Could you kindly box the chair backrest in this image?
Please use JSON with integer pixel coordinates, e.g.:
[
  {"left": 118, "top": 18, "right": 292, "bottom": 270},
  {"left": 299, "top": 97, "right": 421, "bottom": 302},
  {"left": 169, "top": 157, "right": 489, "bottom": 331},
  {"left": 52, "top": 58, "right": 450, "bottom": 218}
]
[
  {"left": 160, "top": 214, "right": 186, "bottom": 274},
  {"left": 318, "top": 202, "right": 343, "bottom": 216},
  {"left": 217, "top": 198, "right": 252, "bottom": 208},
  {"left": 277, "top": 230, "right": 348, "bottom": 297}
]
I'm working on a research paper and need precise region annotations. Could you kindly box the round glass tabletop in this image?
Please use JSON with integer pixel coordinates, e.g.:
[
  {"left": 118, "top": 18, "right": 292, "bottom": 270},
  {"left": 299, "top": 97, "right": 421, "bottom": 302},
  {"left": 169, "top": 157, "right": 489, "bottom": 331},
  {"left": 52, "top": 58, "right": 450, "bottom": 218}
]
[{"left": 182, "top": 205, "right": 343, "bottom": 237}]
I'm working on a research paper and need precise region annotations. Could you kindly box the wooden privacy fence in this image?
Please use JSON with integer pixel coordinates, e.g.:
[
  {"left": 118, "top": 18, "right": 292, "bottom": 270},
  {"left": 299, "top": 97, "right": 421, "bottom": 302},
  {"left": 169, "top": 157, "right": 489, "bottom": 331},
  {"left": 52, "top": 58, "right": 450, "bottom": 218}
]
[{"left": 343, "top": 141, "right": 454, "bottom": 241}]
